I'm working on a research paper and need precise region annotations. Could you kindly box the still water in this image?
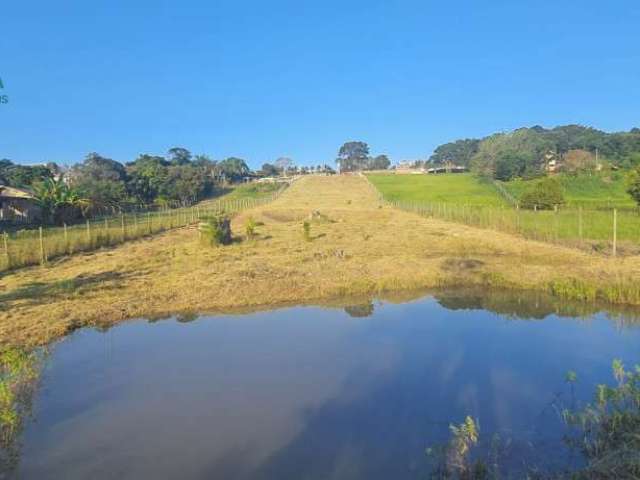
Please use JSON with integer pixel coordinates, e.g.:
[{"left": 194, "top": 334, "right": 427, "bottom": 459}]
[{"left": 9, "top": 291, "right": 640, "bottom": 479}]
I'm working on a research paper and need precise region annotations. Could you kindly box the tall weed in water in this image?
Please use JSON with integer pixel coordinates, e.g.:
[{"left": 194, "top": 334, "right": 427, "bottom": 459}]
[
  {"left": 427, "top": 416, "right": 488, "bottom": 479},
  {"left": 563, "top": 359, "right": 640, "bottom": 479}
]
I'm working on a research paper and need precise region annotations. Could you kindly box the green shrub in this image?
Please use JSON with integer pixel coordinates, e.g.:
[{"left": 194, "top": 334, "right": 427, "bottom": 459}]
[
  {"left": 198, "top": 215, "right": 232, "bottom": 246},
  {"left": 520, "top": 177, "right": 566, "bottom": 210},
  {"left": 626, "top": 166, "right": 640, "bottom": 207},
  {"left": 245, "top": 217, "right": 257, "bottom": 240},
  {"left": 302, "top": 220, "right": 311, "bottom": 242}
]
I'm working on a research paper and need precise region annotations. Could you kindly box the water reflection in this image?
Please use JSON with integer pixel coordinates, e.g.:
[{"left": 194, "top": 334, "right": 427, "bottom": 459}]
[
  {"left": 343, "top": 302, "right": 375, "bottom": 318},
  {"left": 0, "top": 349, "right": 44, "bottom": 479},
  {"left": 6, "top": 290, "right": 640, "bottom": 479}
]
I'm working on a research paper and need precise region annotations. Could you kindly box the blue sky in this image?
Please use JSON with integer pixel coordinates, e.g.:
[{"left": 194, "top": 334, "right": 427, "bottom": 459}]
[{"left": 1, "top": 1, "right": 639, "bottom": 168}]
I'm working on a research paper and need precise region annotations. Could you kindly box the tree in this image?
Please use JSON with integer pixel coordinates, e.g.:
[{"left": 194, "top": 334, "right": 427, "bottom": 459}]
[
  {"left": 429, "top": 139, "right": 480, "bottom": 167},
  {"left": 520, "top": 177, "right": 566, "bottom": 210},
  {"left": 162, "top": 165, "right": 208, "bottom": 205},
  {"left": 33, "top": 176, "right": 89, "bottom": 224},
  {"left": 0, "top": 159, "right": 53, "bottom": 187},
  {"left": 126, "top": 154, "right": 169, "bottom": 204},
  {"left": 626, "top": 166, "right": 640, "bottom": 207},
  {"left": 336, "top": 141, "right": 369, "bottom": 172},
  {"left": 260, "top": 163, "right": 280, "bottom": 177},
  {"left": 369, "top": 154, "right": 391, "bottom": 170},
  {"left": 562, "top": 149, "right": 597, "bottom": 174},
  {"left": 274, "top": 157, "right": 294, "bottom": 172},
  {"left": 71, "top": 153, "right": 129, "bottom": 212},
  {"left": 218, "top": 157, "right": 250, "bottom": 182},
  {"left": 167, "top": 147, "right": 192, "bottom": 166}
]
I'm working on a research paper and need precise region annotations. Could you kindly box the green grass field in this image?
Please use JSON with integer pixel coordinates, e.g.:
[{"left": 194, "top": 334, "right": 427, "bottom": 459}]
[
  {"left": 367, "top": 173, "right": 506, "bottom": 206},
  {"left": 502, "top": 172, "right": 636, "bottom": 209},
  {"left": 368, "top": 171, "right": 639, "bottom": 253}
]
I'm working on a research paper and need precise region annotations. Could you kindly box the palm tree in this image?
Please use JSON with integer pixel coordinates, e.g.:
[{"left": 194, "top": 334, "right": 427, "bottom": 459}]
[{"left": 32, "top": 177, "right": 90, "bottom": 224}]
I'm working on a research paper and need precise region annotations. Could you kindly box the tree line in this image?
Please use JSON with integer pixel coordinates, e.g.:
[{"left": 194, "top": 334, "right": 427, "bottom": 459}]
[
  {"left": 1, "top": 149, "right": 260, "bottom": 224},
  {"left": 428, "top": 125, "right": 640, "bottom": 181}
]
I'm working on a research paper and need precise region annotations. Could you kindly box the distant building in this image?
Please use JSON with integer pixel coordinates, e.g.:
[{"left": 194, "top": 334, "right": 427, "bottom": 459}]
[
  {"left": 395, "top": 161, "right": 425, "bottom": 174},
  {"left": 543, "top": 150, "right": 560, "bottom": 173},
  {"left": 0, "top": 185, "right": 41, "bottom": 223},
  {"left": 426, "top": 162, "right": 467, "bottom": 174}
]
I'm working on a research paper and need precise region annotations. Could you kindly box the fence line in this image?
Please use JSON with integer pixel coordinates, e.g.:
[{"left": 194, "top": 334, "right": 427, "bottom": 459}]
[
  {"left": 1, "top": 187, "right": 286, "bottom": 272},
  {"left": 387, "top": 199, "right": 638, "bottom": 256},
  {"left": 492, "top": 180, "right": 519, "bottom": 207}
]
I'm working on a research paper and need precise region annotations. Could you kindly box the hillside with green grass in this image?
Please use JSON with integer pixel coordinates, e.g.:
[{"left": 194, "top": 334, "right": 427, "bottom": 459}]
[
  {"left": 502, "top": 172, "right": 636, "bottom": 210},
  {"left": 367, "top": 173, "right": 506, "bottom": 206}
]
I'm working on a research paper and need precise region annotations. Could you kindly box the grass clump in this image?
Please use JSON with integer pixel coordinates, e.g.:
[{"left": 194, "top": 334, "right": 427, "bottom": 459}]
[
  {"left": 199, "top": 215, "right": 232, "bottom": 246},
  {"left": 245, "top": 217, "right": 257, "bottom": 241},
  {"left": 302, "top": 220, "right": 311, "bottom": 242},
  {"left": 549, "top": 278, "right": 598, "bottom": 302}
]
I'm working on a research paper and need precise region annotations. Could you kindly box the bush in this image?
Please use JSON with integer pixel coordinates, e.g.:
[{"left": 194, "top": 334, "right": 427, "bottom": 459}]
[
  {"left": 626, "top": 166, "right": 640, "bottom": 207},
  {"left": 198, "top": 215, "right": 231, "bottom": 246},
  {"left": 520, "top": 177, "right": 565, "bottom": 210},
  {"left": 245, "top": 217, "right": 257, "bottom": 240},
  {"left": 302, "top": 220, "right": 311, "bottom": 242}
]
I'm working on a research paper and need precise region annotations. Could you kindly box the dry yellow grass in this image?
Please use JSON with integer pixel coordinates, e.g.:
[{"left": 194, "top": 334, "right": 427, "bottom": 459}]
[{"left": 1, "top": 174, "right": 639, "bottom": 348}]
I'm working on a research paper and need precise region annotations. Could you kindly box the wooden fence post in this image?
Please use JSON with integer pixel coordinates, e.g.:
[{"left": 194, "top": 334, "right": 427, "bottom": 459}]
[
  {"left": 39, "top": 226, "right": 45, "bottom": 265},
  {"left": 86, "top": 219, "right": 91, "bottom": 245},
  {"left": 613, "top": 208, "right": 617, "bottom": 257},
  {"left": 578, "top": 206, "right": 583, "bottom": 241},
  {"left": 3, "top": 232, "right": 9, "bottom": 269},
  {"left": 63, "top": 223, "right": 69, "bottom": 253},
  {"left": 121, "top": 213, "right": 126, "bottom": 240},
  {"left": 554, "top": 205, "right": 559, "bottom": 242}
]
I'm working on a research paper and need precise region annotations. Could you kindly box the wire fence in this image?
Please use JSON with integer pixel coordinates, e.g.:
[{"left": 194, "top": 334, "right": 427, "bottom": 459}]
[
  {"left": 1, "top": 188, "right": 286, "bottom": 272},
  {"left": 387, "top": 200, "right": 640, "bottom": 256}
]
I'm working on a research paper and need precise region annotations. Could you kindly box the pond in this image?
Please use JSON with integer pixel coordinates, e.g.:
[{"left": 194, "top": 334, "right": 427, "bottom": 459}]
[{"left": 5, "top": 290, "right": 640, "bottom": 479}]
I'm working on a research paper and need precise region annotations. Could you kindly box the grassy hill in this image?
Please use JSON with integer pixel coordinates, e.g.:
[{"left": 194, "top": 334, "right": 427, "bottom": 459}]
[
  {"left": 367, "top": 173, "right": 506, "bottom": 206},
  {"left": 502, "top": 172, "right": 635, "bottom": 209}
]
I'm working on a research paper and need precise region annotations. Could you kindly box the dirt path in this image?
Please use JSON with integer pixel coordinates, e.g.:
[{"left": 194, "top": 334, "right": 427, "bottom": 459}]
[{"left": 1, "top": 175, "right": 639, "bottom": 347}]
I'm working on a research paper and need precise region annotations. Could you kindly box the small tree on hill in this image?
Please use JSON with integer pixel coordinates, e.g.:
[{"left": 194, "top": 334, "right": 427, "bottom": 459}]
[
  {"left": 627, "top": 166, "right": 640, "bottom": 207},
  {"left": 520, "top": 177, "right": 565, "bottom": 210}
]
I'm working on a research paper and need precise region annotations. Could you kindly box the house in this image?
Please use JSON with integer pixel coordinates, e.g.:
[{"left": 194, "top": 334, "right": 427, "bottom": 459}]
[
  {"left": 0, "top": 185, "right": 40, "bottom": 223},
  {"left": 543, "top": 150, "right": 560, "bottom": 173}
]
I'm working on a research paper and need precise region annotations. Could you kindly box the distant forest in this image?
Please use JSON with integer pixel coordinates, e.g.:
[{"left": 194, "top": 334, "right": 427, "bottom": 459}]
[{"left": 428, "top": 125, "right": 640, "bottom": 181}]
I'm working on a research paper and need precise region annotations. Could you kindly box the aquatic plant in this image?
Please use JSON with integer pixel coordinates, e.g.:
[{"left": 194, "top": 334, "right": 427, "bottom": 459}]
[
  {"left": 563, "top": 359, "right": 640, "bottom": 479},
  {"left": 427, "top": 416, "right": 488, "bottom": 479}
]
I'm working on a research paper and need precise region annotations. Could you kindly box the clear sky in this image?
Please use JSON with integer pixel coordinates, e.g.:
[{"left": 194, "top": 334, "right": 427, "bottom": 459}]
[{"left": 1, "top": 1, "right": 639, "bottom": 168}]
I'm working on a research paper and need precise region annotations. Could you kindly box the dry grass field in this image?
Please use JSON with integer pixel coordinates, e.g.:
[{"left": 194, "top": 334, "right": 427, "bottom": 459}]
[{"left": 1, "top": 174, "right": 639, "bottom": 348}]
